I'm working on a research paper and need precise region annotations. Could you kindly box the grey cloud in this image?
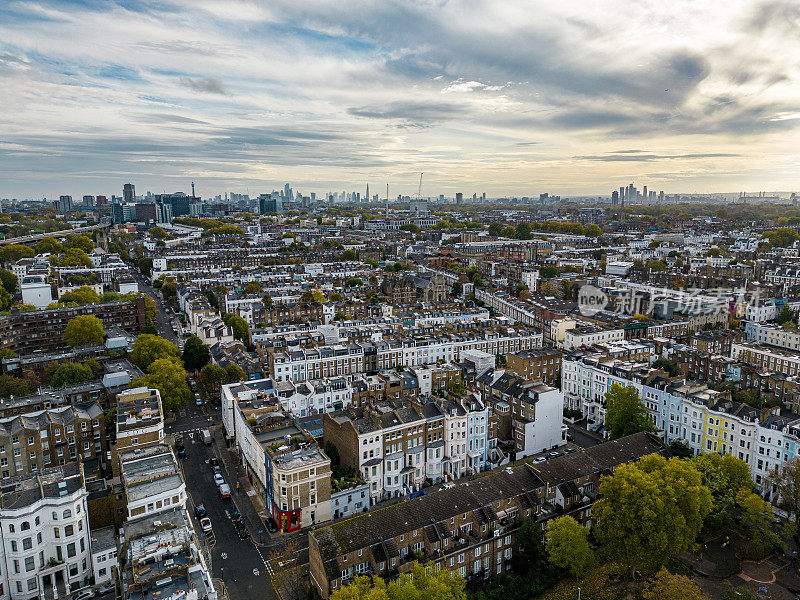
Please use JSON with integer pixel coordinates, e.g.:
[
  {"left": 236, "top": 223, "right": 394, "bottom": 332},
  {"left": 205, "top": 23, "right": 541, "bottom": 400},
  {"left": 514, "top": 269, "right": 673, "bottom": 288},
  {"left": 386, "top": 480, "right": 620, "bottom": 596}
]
[
  {"left": 179, "top": 76, "right": 227, "bottom": 95},
  {"left": 0, "top": 52, "right": 29, "bottom": 75},
  {"left": 747, "top": 0, "right": 800, "bottom": 34},
  {"left": 574, "top": 152, "right": 741, "bottom": 162},
  {"left": 348, "top": 100, "right": 467, "bottom": 127},
  {"left": 134, "top": 113, "right": 210, "bottom": 125}
]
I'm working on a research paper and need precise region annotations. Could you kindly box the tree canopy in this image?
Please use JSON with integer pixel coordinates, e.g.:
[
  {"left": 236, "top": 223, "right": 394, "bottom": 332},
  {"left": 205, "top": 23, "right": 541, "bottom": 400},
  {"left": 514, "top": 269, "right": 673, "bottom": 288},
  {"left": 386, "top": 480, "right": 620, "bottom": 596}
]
[
  {"left": 222, "top": 312, "right": 250, "bottom": 343},
  {"left": 604, "top": 384, "right": 655, "bottom": 439},
  {"left": 129, "top": 334, "right": 181, "bottom": 371},
  {"left": 331, "top": 564, "right": 465, "bottom": 600},
  {"left": 35, "top": 237, "right": 63, "bottom": 254},
  {"left": 0, "top": 268, "right": 18, "bottom": 294},
  {"left": 47, "top": 362, "right": 93, "bottom": 388},
  {"left": 545, "top": 516, "right": 595, "bottom": 577},
  {"left": 58, "top": 285, "right": 101, "bottom": 306},
  {"left": 63, "top": 315, "right": 105, "bottom": 348},
  {"left": 132, "top": 358, "right": 191, "bottom": 413},
  {"left": 594, "top": 454, "right": 712, "bottom": 575},
  {"left": 692, "top": 452, "right": 752, "bottom": 526},
  {"left": 0, "top": 244, "right": 35, "bottom": 264},
  {"left": 642, "top": 567, "right": 708, "bottom": 600},
  {"left": 181, "top": 335, "right": 210, "bottom": 372}
]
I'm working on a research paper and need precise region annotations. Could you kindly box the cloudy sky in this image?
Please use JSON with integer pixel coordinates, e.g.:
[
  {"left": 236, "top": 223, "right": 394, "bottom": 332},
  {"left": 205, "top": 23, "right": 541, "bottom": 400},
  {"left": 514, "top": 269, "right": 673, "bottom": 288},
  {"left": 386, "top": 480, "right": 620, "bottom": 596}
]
[{"left": 1, "top": 0, "right": 799, "bottom": 200}]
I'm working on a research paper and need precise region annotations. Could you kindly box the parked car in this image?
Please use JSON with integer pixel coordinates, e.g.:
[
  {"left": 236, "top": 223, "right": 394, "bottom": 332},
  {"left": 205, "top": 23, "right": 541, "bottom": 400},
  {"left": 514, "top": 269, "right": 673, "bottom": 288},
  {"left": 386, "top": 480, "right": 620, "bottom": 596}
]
[
  {"left": 195, "top": 394, "right": 203, "bottom": 407},
  {"left": 97, "top": 583, "right": 115, "bottom": 596},
  {"left": 533, "top": 457, "right": 546, "bottom": 464},
  {"left": 214, "top": 473, "right": 225, "bottom": 487},
  {"left": 547, "top": 451, "right": 561, "bottom": 459},
  {"left": 219, "top": 483, "right": 231, "bottom": 499},
  {"left": 265, "top": 518, "right": 278, "bottom": 533},
  {"left": 72, "top": 590, "right": 96, "bottom": 600},
  {"left": 209, "top": 457, "right": 219, "bottom": 469},
  {"left": 195, "top": 504, "right": 207, "bottom": 519},
  {"left": 409, "top": 490, "right": 427, "bottom": 499},
  {"left": 200, "top": 517, "right": 212, "bottom": 533},
  {"left": 177, "top": 445, "right": 187, "bottom": 459},
  {"left": 563, "top": 447, "right": 577, "bottom": 454},
  {"left": 202, "top": 430, "right": 212, "bottom": 445},
  {"left": 442, "top": 482, "right": 455, "bottom": 490}
]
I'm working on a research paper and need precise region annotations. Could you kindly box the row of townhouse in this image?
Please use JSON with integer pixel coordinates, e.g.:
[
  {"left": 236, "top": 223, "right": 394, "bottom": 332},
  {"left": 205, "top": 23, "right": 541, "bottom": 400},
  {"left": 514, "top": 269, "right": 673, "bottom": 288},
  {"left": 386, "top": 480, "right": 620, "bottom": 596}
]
[
  {"left": 561, "top": 352, "right": 800, "bottom": 496},
  {"left": 267, "top": 326, "right": 544, "bottom": 382},
  {"left": 308, "top": 432, "right": 667, "bottom": 599},
  {"left": 744, "top": 321, "right": 800, "bottom": 352},
  {"left": 322, "top": 396, "right": 493, "bottom": 505},
  {"left": 732, "top": 342, "right": 800, "bottom": 377}
]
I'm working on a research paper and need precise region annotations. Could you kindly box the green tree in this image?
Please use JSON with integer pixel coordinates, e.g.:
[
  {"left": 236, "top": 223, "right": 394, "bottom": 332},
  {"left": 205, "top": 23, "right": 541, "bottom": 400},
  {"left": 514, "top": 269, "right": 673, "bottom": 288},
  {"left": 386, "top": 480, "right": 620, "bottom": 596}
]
[
  {"left": 222, "top": 313, "right": 250, "bottom": 343},
  {"left": 0, "top": 244, "right": 35, "bottom": 264},
  {"left": 692, "top": 452, "right": 753, "bottom": 526},
  {"left": 181, "top": 335, "right": 210, "bottom": 372},
  {"left": 545, "top": 516, "right": 595, "bottom": 577},
  {"left": 345, "top": 278, "right": 363, "bottom": 287},
  {"left": 769, "top": 457, "right": 800, "bottom": 543},
  {"left": 539, "top": 266, "right": 559, "bottom": 279},
  {"left": 0, "top": 268, "right": 18, "bottom": 294},
  {"left": 59, "top": 248, "right": 92, "bottom": 267},
  {"left": 736, "top": 489, "right": 781, "bottom": 558},
  {"left": 133, "top": 358, "right": 191, "bottom": 413},
  {"left": 488, "top": 222, "right": 504, "bottom": 237},
  {"left": 48, "top": 362, "right": 93, "bottom": 388},
  {"left": 138, "top": 257, "right": 153, "bottom": 276},
  {"left": 65, "top": 235, "right": 94, "bottom": 252},
  {"left": 604, "top": 383, "right": 655, "bottom": 439},
  {"left": 642, "top": 567, "right": 708, "bottom": 600},
  {"left": 515, "top": 222, "right": 531, "bottom": 240},
  {"left": 225, "top": 362, "right": 245, "bottom": 383},
  {"left": 339, "top": 249, "right": 357, "bottom": 261},
  {"left": 778, "top": 304, "right": 795, "bottom": 325},
  {"left": 585, "top": 224, "right": 602, "bottom": 237},
  {"left": 652, "top": 357, "right": 680, "bottom": 376},
  {"left": 0, "top": 288, "right": 11, "bottom": 311},
  {"left": 129, "top": 334, "right": 181, "bottom": 371},
  {"left": 763, "top": 227, "right": 800, "bottom": 248},
  {"left": 197, "top": 363, "right": 227, "bottom": 405},
  {"left": 668, "top": 439, "right": 694, "bottom": 458},
  {"left": 262, "top": 294, "right": 274, "bottom": 307},
  {"left": 148, "top": 226, "right": 167, "bottom": 239},
  {"left": 331, "top": 564, "right": 465, "bottom": 600},
  {"left": 594, "top": 454, "right": 713, "bottom": 576},
  {"left": 63, "top": 315, "right": 105, "bottom": 348},
  {"left": 0, "top": 374, "right": 33, "bottom": 398},
  {"left": 58, "top": 285, "right": 101, "bottom": 305},
  {"left": 35, "top": 237, "right": 63, "bottom": 254},
  {"left": 244, "top": 281, "right": 262, "bottom": 294},
  {"left": 646, "top": 259, "right": 668, "bottom": 272}
]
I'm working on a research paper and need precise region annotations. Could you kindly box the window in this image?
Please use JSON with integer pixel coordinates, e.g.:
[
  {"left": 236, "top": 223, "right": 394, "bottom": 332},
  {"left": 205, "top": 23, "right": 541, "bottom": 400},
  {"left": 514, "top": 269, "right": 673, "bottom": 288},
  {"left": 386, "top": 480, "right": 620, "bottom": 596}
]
[
  {"left": 23, "top": 538, "right": 32, "bottom": 550},
  {"left": 63, "top": 509, "right": 71, "bottom": 519},
  {"left": 25, "top": 556, "right": 35, "bottom": 572},
  {"left": 67, "top": 542, "right": 76, "bottom": 558}
]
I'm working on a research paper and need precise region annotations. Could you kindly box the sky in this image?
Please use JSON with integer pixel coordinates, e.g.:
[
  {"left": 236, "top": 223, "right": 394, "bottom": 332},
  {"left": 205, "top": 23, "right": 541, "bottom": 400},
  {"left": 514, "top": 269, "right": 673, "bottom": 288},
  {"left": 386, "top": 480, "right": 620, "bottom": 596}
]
[{"left": 1, "top": 0, "right": 799, "bottom": 200}]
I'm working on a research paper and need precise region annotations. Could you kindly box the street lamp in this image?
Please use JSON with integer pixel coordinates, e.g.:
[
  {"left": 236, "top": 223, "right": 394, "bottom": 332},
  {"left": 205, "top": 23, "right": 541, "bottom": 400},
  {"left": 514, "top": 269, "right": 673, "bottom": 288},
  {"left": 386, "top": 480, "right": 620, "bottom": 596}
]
[{"left": 577, "top": 587, "right": 581, "bottom": 600}]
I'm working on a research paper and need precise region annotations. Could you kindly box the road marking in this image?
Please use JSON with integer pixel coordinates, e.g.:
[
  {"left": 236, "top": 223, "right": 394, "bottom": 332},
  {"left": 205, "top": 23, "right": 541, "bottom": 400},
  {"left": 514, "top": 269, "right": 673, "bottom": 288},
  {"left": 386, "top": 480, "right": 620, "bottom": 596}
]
[
  {"left": 221, "top": 552, "right": 228, "bottom": 560},
  {"left": 253, "top": 568, "right": 260, "bottom": 576}
]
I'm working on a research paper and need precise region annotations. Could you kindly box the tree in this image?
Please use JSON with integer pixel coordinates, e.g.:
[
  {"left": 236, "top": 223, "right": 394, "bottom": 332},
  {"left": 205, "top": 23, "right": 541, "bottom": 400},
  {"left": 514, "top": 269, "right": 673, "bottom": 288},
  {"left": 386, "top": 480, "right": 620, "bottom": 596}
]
[
  {"left": 488, "top": 222, "right": 504, "bottom": 237},
  {"left": 539, "top": 280, "right": 562, "bottom": 298},
  {"left": 222, "top": 313, "right": 250, "bottom": 343},
  {"left": 311, "top": 289, "right": 326, "bottom": 303},
  {"left": 515, "top": 222, "right": 531, "bottom": 240},
  {"left": 646, "top": 259, "right": 668, "bottom": 272},
  {"left": 539, "top": 266, "right": 559, "bottom": 279},
  {"left": 545, "top": 516, "right": 595, "bottom": 577},
  {"left": 148, "top": 226, "right": 167, "bottom": 240},
  {"left": 451, "top": 282, "right": 462, "bottom": 296},
  {"left": 642, "top": 568, "right": 708, "bottom": 600},
  {"left": 0, "top": 288, "right": 10, "bottom": 312},
  {"left": 345, "top": 278, "right": 363, "bottom": 287},
  {"left": 63, "top": 315, "right": 105, "bottom": 348},
  {"left": 604, "top": 383, "right": 655, "bottom": 439},
  {"left": 594, "top": 454, "right": 712, "bottom": 576},
  {"left": 65, "top": 235, "right": 94, "bottom": 252},
  {"left": 331, "top": 564, "right": 465, "bottom": 600},
  {"left": 129, "top": 334, "right": 181, "bottom": 371},
  {"left": 225, "top": 363, "right": 245, "bottom": 383},
  {"left": 133, "top": 358, "right": 191, "bottom": 413},
  {"left": 181, "top": 335, "right": 210, "bottom": 372},
  {"left": 244, "top": 281, "right": 262, "bottom": 295},
  {"left": 769, "top": 457, "right": 800, "bottom": 543},
  {"left": 778, "top": 304, "right": 795, "bottom": 325},
  {"left": 736, "top": 489, "right": 781, "bottom": 558},
  {"left": 138, "top": 257, "right": 153, "bottom": 276},
  {"left": 0, "top": 244, "right": 35, "bottom": 264},
  {"left": 262, "top": 294, "right": 274, "bottom": 307},
  {"left": 35, "top": 237, "right": 63, "bottom": 254},
  {"left": 339, "top": 249, "right": 357, "bottom": 261},
  {"left": 58, "top": 285, "right": 101, "bottom": 306},
  {"left": 0, "top": 268, "right": 18, "bottom": 294},
  {"left": 586, "top": 224, "right": 602, "bottom": 237},
  {"left": 693, "top": 452, "right": 753, "bottom": 526},
  {"left": 48, "top": 362, "right": 93, "bottom": 388},
  {"left": 763, "top": 227, "right": 799, "bottom": 248},
  {"left": 197, "top": 363, "right": 227, "bottom": 405},
  {"left": 59, "top": 248, "right": 92, "bottom": 267},
  {"left": 669, "top": 439, "right": 694, "bottom": 458},
  {"left": 652, "top": 357, "right": 680, "bottom": 377}
]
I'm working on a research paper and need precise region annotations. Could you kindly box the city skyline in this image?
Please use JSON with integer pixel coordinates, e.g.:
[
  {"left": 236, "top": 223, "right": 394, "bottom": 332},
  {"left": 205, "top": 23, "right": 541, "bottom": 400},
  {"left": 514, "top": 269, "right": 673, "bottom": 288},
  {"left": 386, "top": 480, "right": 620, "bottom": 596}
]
[{"left": 1, "top": 0, "right": 799, "bottom": 198}]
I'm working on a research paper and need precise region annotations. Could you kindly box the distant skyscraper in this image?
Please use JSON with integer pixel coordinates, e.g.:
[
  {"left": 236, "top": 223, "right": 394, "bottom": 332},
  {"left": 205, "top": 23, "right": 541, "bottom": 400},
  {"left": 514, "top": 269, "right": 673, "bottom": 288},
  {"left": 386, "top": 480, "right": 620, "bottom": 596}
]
[
  {"left": 123, "top": 183, "right": 135, "bottom": 203},
  {"left": 365, "top": 183, "right": 369, "bottom": 203},
  {"left": 619, "top": 187, "right": 625, "bottom": 203},
  {"left": 455, "top": 192, "right": 463, "bottom": 204},
  {"left": 643, "top": 185, "right": 648, "bottom": 200},
  {"left": 82, "top": 195, "right": 95, "bottom": 207},
  {"left": 611, "top": 190, "right": 619, "bottom": 205},
  {"left": 58, "top": 195, "right": 73, "bottom": 212},
  {"left": 284, "top": 183, "right": 291, "bottom": 199}
]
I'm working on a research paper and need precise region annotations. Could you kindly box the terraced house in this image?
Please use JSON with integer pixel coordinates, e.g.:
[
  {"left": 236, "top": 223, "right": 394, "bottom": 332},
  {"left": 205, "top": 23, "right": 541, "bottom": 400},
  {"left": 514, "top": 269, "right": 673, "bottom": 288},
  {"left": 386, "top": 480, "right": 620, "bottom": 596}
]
[
  {"left": 0, "top": 402, "right": 105, "bottom": 482},
  {"left": 308, "top": 432, "right": 666, "bottom": 599}
]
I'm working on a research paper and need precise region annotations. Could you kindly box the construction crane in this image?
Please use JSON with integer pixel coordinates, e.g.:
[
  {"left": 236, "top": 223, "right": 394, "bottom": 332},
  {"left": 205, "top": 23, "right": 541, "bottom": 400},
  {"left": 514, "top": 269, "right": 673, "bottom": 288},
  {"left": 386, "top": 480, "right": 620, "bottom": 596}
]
[{"left": 417, "top": 172, "right": 424, "bottom": 198}]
